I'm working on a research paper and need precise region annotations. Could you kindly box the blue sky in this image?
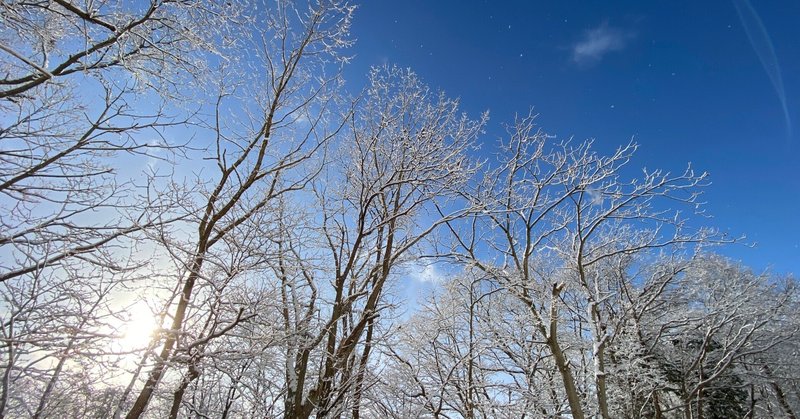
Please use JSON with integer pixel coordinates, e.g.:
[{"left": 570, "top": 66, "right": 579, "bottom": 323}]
[{"left": 343, "top": 0, "right": 800, "bottom": 275}]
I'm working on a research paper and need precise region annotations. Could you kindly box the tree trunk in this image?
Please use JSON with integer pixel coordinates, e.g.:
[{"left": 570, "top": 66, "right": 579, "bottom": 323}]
[
  {"left": 695, "top": 384, "right": 704, "bottom": 419},
  {"left": 594, "top": 346, "right": 610, "bottom": 419},
  {"left": 168, "top": 360, "right": 201, "bottom": 419},
  {"left": 653, "top": 391, "right": 663, "bottom": 419},
  {"left": 763, "top": 364, "right": 798, "bottom": 419},
  {"left": 126, "top": 256, "right": 203, "bottom": 419},
  {"left": 351, "top": 318, "right": 375, "bottom": 419},
  {"left": 545, "top": 283, "right": 585, "bottom": 419},
  {"left": 549, "top": 336, "right": 585, "bottom": 419},
  {"left": 589, "top": 302, "right": 610, "bottom": 419},
  {"left": 772, "top": 381, "right": 798, "bottom": 419}
]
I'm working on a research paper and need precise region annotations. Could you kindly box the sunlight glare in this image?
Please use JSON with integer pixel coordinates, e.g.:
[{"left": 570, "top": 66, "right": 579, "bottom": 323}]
[{"left": 119, "top": 303, "right": 158, "bottom": 351}]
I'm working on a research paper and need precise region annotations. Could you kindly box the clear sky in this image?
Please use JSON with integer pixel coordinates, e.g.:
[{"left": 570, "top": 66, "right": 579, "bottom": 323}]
[{"left": 342, "top": 0, "right": 800, "bottom": 276}]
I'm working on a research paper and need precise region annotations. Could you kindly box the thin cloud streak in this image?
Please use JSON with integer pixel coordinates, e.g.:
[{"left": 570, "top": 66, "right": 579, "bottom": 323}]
[{"left": 733, "top": 0, "right": 792, "bottom": 141}]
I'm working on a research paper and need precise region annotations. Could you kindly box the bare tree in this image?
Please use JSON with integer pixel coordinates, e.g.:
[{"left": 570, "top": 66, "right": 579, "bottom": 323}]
[
  {"left": 376, "top": 272, "right": 534, "bottom": 419},
  {"left": 3, "top": 3, "right": 798, "bottom": 418},
  {"left": 272, "top": 66, "right": 485, "bottom": 418},
  {"left": 0, "top": 1, "right": 246, "bottom": 416},
  {"left": 0, "top": 259, "right": 130, "bottom": 417},
  {"left": 122, "top": 1, "right": 355, "bottom": 417},
  {"left": 0, "top": 0, "right": 243, "bottom": 282},
  {"left": 641, "top": 255, "right": 798, "bottom": 419},
  {"left": 442, "top": 113, "right": 717, "bottom": 418}
]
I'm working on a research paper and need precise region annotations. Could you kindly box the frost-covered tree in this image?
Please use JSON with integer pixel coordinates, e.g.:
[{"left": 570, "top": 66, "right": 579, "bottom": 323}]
[
  {"left": 121, "top": 1, "right": 355, "bottom": 417},
  {"left": 441, "top": 113, "right": 719, "bottom": 419},
  {"left": 1, "top": 1, "right": 247, "bottom": 416},
  {"left": 639, "top": 255, "right": 798, "bottom": 419},
  {"left": 2, "top": 2, "right": 798, "bottom": 418},
  {"left": 274, "top": 66, "right": 485, "bottom": 418}
]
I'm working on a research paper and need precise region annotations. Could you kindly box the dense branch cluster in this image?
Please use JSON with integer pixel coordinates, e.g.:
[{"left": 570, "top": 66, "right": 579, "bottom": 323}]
[{"left": 0, "top": 1, "right": 797, "bottom": 418}]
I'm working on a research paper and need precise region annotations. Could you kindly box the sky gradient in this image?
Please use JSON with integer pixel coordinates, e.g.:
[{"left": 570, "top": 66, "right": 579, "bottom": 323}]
[{"left": 343, "top": 0, "right": 800, "bottom": 275}]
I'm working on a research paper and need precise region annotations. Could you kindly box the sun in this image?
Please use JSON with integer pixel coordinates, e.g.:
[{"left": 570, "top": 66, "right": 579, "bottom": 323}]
[{"left": 119, "top": 303, "right": 158, "bottom": 351}]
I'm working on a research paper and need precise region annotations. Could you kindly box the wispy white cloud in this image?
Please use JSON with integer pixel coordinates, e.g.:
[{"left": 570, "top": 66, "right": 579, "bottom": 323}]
[
  {"left": 586, "top": 187, "right": 604, "bottom": 205},
  {"left": 407, "top": 261, "right": 444, "bottom": 283},
  {"left": 146, "top": 138, "right": 166, "bottom": 170},
  {"left": 572, "top": 22, "right": 633, "bottom": 65}
]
